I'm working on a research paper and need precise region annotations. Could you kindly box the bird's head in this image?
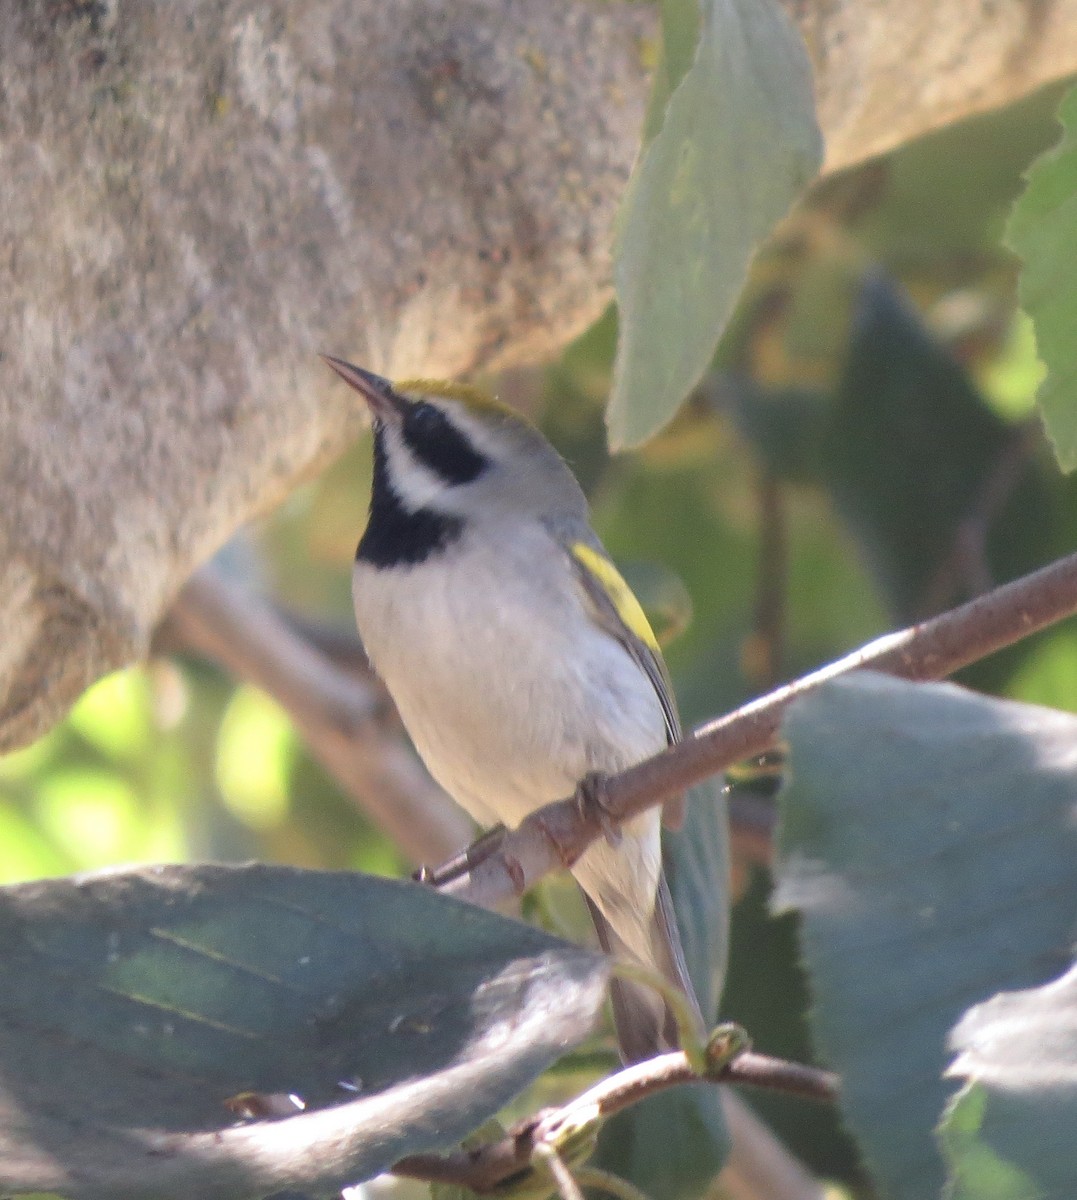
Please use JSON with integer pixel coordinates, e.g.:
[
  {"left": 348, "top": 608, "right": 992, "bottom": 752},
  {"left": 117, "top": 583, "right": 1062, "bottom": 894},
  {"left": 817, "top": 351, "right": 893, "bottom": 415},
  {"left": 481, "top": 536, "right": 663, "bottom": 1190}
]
[{"left": 321, "top": 355, "right": 585, "bottom": 528}]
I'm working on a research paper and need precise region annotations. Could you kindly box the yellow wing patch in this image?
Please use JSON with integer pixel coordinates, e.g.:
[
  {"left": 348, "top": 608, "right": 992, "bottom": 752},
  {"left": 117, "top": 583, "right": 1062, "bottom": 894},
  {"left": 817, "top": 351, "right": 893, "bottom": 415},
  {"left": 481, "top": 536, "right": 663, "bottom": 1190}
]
[{"left": 570, "top": 542, "right": 662, "bottom": 655}]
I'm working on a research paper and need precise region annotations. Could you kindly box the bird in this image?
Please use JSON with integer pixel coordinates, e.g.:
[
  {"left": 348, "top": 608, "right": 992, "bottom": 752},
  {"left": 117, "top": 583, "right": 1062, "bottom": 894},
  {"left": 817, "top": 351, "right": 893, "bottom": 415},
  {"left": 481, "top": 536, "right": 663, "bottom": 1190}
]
[{"left": 322, "top": 354, "right": 702, "bottom": 1061}]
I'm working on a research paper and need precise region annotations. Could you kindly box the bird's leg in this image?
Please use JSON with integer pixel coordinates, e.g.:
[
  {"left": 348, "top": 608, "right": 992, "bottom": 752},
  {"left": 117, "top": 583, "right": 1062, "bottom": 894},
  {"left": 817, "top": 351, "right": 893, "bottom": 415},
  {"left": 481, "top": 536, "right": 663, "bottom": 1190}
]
[
  {"left": 575, "top": 771, "right": 623, "bottom": 847},
  {"left": 413, "top": 824, "right": 508, "bottom": 887}
]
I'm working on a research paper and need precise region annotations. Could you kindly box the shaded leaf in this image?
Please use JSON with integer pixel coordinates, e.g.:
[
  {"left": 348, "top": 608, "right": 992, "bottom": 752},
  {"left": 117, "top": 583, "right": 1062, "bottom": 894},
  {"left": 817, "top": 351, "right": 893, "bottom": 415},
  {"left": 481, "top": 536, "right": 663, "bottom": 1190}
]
[
  {"left": 609, "top": 0, "right": 822, "bottom": 447},
  {"left": 824, "top": 272, "right": 1024, "bottom": 619},
  {"left": 718, "top": 376, "right": 832, "bottom": 484},
  {"left": 1006, "top": 83, "right": 1077, "bottom": 471},
  {"left": 773, "top": 673, "right": 1077, "bottom": 1200},
  {"left": 0, "top": 863, "right": 609, "bottom": 1199},
  {"left": 719, "top": 869, "right": 862, "bottom": 1184},
  {"left": 942, "top": 964, "right": 1077, "bottom": 1199}
]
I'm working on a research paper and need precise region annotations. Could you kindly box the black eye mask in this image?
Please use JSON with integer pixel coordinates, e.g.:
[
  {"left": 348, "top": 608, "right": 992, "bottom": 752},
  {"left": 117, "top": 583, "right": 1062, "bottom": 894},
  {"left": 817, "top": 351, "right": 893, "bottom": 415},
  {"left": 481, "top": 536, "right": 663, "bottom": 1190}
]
[{"left": 402, "top": 401, "right": 489, "bottom": 486}]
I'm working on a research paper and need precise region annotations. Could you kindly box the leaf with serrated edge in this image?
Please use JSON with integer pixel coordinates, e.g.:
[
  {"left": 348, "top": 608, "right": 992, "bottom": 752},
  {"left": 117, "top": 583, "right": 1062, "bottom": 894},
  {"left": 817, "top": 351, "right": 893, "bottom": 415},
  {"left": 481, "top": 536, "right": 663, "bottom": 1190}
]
[{"left": 774, "top": 673, "right": 1077, "bottom": 1200}]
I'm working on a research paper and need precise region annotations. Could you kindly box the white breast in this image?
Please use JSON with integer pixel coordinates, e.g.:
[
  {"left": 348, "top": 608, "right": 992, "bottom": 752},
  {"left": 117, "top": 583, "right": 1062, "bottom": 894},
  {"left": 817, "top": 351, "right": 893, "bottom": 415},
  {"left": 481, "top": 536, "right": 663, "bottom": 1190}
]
[
  {"left": 352, "top": 522, "right": 668, "bottom": 828},
  {"left": 355, "top": 519, "right": 671, "bottom": 965}
]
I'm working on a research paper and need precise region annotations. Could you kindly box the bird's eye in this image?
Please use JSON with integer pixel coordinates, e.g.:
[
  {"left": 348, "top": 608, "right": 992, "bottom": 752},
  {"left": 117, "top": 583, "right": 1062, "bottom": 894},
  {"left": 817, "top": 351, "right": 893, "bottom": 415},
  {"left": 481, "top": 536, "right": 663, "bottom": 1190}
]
[{"left": 405, "top": 401, "right": 446, "bottom": 441}]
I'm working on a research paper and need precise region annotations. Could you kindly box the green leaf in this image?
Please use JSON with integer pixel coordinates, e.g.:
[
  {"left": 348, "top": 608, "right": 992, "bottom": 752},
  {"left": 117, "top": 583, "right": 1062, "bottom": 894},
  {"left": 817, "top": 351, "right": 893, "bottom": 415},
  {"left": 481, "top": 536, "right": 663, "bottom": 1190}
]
[
  {"left": 824, "top": 273, "right": 1022, "bottom": 619},
  {"left": 609, "top": 0, "right": 822, "bottom": 448},
  {"left": 773, "top": 673, "right": 1077, "bottom": 1200},
  {"left": 1005, "top": 83, "right": 1077, "bottom": 471},
  {"left": 639, "top": 0, "right": 701, "bottom": 147},
  {"left": 941, "top": 1085, "right": 1037, "bottom": 1200},
  {"left": 942, "top": 967, "right": 1077, "bottom": 1200},
  {"left": 0, "top": 863, "right": 609, "bottom": 1198},
  {"left": 594, "top": 1080, "right": 727, "bottom": 1200}
]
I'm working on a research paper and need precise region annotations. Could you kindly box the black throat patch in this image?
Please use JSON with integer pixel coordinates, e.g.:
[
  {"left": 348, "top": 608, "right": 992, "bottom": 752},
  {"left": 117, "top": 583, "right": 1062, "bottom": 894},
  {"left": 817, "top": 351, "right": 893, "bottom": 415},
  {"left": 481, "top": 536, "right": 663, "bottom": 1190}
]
[{"left": 357, "top": 428, "right": 465, "bottom": 567}]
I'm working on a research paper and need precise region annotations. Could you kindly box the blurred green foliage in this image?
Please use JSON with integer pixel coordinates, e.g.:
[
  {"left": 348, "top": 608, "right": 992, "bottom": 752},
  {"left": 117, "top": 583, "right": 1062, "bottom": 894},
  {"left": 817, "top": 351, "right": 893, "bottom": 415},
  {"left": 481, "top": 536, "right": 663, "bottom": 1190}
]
[{"left": 2, "top": 77, "right": 1075, "bottom": 1199}]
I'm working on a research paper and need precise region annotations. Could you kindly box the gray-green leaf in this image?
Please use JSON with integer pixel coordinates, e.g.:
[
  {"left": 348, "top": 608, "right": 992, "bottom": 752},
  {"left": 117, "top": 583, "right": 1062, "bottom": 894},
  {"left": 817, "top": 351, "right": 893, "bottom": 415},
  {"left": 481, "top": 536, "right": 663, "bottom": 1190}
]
[
  {"left": 0, "top": 863, "right": 609, "bottom": 1199},
  {"left": 609, "top": 0, "right": 822, "bottom": 448},
  {"left": 773, "top": 673, "right": 1077, "bottom": 1200}
]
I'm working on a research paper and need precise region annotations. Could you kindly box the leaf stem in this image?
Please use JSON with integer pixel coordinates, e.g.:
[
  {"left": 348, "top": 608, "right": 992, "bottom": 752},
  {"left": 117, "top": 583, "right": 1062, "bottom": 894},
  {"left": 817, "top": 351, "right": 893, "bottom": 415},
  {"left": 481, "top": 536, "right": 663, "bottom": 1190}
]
[{"left": 391, "top": 1047, "right": 836, "bottom": 1193}]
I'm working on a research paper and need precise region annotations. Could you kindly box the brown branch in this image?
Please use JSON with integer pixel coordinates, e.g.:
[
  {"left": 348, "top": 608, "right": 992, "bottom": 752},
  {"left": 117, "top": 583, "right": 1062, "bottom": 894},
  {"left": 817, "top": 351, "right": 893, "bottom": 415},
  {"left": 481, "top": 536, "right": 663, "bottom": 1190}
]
[
  {"left": 392, "top": 1048, "right": 836, "bottom": 1194},
  {"left": 270, "top": 610, "right": 382, "bottom": 682},
  {"left": 441, "top": 549, "right": 1077, "bottom": 908},
  {"left": 157, "top": 564, "right": 472, "bottom": 866}
]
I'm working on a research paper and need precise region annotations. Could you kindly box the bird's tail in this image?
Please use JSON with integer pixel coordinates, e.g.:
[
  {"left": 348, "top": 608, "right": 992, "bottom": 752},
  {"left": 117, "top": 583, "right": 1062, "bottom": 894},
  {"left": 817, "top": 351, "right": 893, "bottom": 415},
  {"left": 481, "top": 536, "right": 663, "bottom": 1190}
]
[{"left": 584, "top": 872, "right": 703, "bottom": 1064}]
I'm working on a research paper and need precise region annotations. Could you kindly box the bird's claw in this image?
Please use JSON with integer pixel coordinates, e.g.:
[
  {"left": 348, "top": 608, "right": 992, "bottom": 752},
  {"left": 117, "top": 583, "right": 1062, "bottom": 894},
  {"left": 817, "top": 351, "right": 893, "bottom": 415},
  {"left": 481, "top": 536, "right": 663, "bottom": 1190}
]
[{"left": 576, "top": 771, "right": 622, "bottom": 847}]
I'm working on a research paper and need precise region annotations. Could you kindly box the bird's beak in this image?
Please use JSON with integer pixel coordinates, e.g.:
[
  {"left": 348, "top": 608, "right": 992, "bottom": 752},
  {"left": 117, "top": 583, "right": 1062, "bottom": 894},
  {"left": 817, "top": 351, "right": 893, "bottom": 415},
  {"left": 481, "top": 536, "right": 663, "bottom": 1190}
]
[{"left": 320, "top": 354, "right": 405, "bottom": 422}]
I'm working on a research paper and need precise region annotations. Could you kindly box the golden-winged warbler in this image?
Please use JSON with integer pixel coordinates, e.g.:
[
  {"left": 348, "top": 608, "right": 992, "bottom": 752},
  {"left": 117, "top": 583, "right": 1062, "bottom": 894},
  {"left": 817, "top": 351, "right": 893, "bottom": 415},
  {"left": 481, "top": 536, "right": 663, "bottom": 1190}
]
[{"left": 323, "top": 355, "right": 701, "bottom": 1060}]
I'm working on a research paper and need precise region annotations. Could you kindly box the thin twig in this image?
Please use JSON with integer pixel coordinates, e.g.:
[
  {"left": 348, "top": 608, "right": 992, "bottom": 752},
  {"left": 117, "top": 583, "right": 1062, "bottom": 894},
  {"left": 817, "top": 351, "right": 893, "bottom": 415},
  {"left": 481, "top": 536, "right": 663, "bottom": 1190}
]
[
  {"left": 534, "top": 1143, "right": 585, "bottom": 1200},
  {"left": 157, "top": 565, "right": 472, "bottom": 865},
  {"left": 392, "top": 1048, "right": 836, "bottom": 1194},
  {"left": 440, "top": 549, "right": 1077, "bottom": 908}
]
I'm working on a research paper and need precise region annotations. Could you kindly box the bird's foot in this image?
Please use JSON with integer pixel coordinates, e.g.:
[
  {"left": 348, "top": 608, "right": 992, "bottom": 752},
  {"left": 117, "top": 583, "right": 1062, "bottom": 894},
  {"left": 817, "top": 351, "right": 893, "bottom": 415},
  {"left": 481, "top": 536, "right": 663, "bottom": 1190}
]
[{"left": 575, "top": 771, "right": 622, "bottom": 847}]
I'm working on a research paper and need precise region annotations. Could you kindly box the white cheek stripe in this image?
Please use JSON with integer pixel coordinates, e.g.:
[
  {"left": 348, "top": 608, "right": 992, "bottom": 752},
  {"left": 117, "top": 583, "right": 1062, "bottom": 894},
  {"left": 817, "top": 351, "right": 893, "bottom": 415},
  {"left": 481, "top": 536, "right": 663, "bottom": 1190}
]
[
  {"left": 383, "top": 430, "right": 451, "bottom": 511},
  {"left": 450, "top": 405, "right": 506, "bottom": 461}
]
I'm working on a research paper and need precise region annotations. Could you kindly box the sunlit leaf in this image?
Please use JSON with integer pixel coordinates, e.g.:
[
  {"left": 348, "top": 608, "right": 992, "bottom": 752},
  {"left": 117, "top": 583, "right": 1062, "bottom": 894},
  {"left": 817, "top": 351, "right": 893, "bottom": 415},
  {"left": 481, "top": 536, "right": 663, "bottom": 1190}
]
[
  {"left": 35, "top": 770, "right": 145, "bottom": 869},
  {"left": 1005, "top": 82, "right": 1077, "bottom": 471},
  {"left": 0, "top": 806, "right": 70, "bottom": 884},
  {"left": 0, "top": 729, "right": 59, "bottom": 782},
  {"left": 1006, "top": 625, "right": 1077, "bottom": 712},
  {"left": 979, "top": 311, "right": 1045, "bottom": 421},
  {"left": 215, "top": 686, "right": 294, "bottom": 830},
  {"left": 942, "top": 965, "right": 1077, "bottom": 1199},
  {"left": 609, "top": 0, "right": 822, "bottom": 447},
  {"left": 68, "top": 669, "right": 152, "bottom": 762}
]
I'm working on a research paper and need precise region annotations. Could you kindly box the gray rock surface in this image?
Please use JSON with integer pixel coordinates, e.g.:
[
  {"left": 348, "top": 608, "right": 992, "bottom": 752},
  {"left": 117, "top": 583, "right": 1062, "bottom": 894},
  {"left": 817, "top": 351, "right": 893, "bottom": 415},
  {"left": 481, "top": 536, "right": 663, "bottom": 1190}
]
[{"left": 2, "top": 0, "right": 1075, "bottom": 751}]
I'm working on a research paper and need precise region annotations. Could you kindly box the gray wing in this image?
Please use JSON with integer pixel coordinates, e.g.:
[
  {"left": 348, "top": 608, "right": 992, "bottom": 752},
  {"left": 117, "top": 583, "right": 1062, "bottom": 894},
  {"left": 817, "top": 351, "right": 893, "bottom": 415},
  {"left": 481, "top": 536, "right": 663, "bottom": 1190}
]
[
  {"left": 562, "top": 530, "right": 685, "bottom": 826},
  {"left": 566, "top": 539, "right": 681, "bottom": 745}
]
